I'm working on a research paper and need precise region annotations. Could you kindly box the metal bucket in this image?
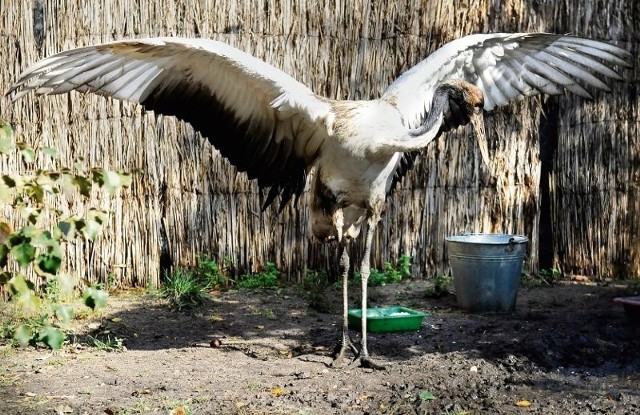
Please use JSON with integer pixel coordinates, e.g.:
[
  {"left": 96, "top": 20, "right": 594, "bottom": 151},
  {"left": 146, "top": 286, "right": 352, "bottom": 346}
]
[{"left": 445, "top": 233, "right": 528, "bottom": 313}]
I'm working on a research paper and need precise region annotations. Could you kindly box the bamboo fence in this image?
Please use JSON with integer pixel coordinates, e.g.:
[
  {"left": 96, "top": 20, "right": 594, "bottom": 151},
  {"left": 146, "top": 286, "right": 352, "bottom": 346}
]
[{"left": 0, "top": 0, "right": 637, "bottom": 287}]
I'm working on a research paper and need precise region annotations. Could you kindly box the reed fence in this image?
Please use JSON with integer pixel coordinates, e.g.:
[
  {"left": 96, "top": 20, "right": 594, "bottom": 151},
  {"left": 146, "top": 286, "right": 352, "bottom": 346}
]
[{"left": 0, "top": 0, "right": 637, "bottom": 287}]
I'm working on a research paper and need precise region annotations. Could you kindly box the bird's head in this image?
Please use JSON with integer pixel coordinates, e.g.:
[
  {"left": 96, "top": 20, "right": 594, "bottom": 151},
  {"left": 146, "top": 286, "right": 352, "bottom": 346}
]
[
  {"left": 434, "top": 80, "right": 491, "bottom": 169},
  {"left": 436, "top": 79, "right": 484, "bottom": 132}
]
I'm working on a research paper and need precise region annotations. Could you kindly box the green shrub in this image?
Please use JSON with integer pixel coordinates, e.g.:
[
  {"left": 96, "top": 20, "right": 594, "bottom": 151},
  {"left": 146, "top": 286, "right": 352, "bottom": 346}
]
[
  {"left": 195, "top": 254, "right": 229, "bottom": 289},
  {"left": 350, "top": 254, "right": 413, "bottom": 287},
  {"left": 0, "top": 120, "right": 131, "bottom": 349},
  {"left": 237, "top": 262, "right": 280, "bottom": 289}
]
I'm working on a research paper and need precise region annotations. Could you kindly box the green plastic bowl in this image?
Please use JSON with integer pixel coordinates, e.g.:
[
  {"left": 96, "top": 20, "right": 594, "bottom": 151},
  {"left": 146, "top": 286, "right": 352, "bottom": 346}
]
[{"left": 347, "top": 306, "right": 429, "bottom": 333}]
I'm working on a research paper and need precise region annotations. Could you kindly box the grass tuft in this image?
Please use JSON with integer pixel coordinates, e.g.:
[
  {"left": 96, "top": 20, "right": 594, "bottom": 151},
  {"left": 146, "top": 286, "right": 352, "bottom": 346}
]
[{"left": 160, "top": 268, "right": 208, "bottom": 310}]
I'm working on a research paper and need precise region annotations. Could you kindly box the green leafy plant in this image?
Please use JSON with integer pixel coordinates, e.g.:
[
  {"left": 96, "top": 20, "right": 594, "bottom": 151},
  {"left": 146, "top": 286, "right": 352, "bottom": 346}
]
[
  {"left": 419, "top": 390, "right": 436, "bottom": 401},
  {"left": 0, "top": 120, "right": 132, "bottom": 349},
  {"left": 88, "top": 334, "right": 125, "bottom": 352},
  {"left": 425, "top": 274, "right": 453, "bottom": 297},
  {"left": 300, "top": 269, "right": 332, "bottom": 313},
  {"left": 397, "top": 254, "right": 412, "bottom": 278},
  {"left": 160, "top": 267, "right": 208, "bottom": 310},
  {"left": 349, "top": 255, "right": 413, "bottom": 287},
  {"left": 195, "top": 254, "right": 229, "bottom": 289},
  {"left": 237, "top": 262, "right": 280, "bottom": 289},
  {"left": 521, "top": 268, "right": 561, "bottom": 287}
]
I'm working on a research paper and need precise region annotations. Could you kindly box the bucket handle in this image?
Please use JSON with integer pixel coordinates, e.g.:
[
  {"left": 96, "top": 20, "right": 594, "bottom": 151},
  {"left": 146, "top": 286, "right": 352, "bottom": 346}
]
[{"left": 506, "top": 237, "right": 516, "bottom": 252}]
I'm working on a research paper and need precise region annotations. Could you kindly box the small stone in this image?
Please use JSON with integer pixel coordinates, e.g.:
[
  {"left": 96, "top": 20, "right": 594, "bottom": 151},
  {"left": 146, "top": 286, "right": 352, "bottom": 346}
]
[
  {"left": 210, "top": 338, "right": 222, "bottom": 348},
  {"left": 470, "top": 366, "right": 478, "bottom": 373}
]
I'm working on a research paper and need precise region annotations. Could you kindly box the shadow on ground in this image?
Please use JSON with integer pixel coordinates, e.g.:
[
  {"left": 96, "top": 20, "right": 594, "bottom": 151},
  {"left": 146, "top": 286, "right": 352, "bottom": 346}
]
[
  {"left": 2, "top": 280, "right": 640, "bottom": 415},
  {"left": 94, "top": 281, "right": 640, "bottom": 374}
]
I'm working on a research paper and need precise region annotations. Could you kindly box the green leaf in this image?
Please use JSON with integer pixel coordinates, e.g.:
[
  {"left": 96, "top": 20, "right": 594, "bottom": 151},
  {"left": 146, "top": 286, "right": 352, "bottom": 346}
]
[
  {"left": 102, "top": 170, "right": 122, "bottom": 195},
  {"left": 55, "top": 220, "right": 75, "bottom": 239},
  {"left": 88, "top": 209, "right": 108, "bottom": 225},
  {"left": 20, "top": 225, "right": 39, "bottom": 239},
  {"left": 47, "top": 171, "right": 61, "bottom": 180},
  {"left": 8, "top": 274, "right": 39, "bottom": 310},
  {"left": 0, "top": 271, "right": 11, "bottom": 284},
  {"left": 25, "top": 183, "right": 45, "bottom": 203},
  {"left": 419, "top": 390, "right": 436, "bottom": 401},
  {"left": 119, "top": 172, "right": 133, "bottom": 188},
  {"left": 8, "top": 273, "right": 35, "bottom": 294},
  {"left": 38, "top": 327, "right": 65, "bottom": 350},
  {"left": 32, "top": 229, "right": 52, "bottom": 244},
  {"left": 2, "top": 175, "right": 16, "bottom": 188},
  {"left": 54, "top": 305, "right": 74, "bottom": 324},
  {"left": 27, "top": 210, "right": 42, "bottom": 225},
  {"left": 37, "top": 253, "right": 62, "bottom": 275},
  {"left": 83, "top": 219, "right": 102, "bottom": 240},
  {"left": 56, "top": 274, "right": 76, "bottom": 295},
  {"left": 59, "top": 173, "right": 76, "bottom": 196},
  {"left": 84, "top": 287, "right": 109, "bottom": 310},
  {"left": 89, "top": 168, "right": 102, "bottom": 185},
  {"left": 0, "top": 183, "right": 12, "bottom": 203},
  {"left": 73, "top": 157, "right": 85, "bottom": 169},
  {"left": 0, "top": 121, "right": 14, "bottom": 155},
  {"left": 10, "top": 240, "right": 36, "bottom": 267},
  {"left": 20, "top": 147, "right": 36, "bottom": 163},
  {"left": 42, "top": 147, "right": 58, "bottom": 158},
  {"left": 0, "top": 244, "right": 8, "bottom": 267},
  {"left": 14, "top": 324, "right": 33, "bottom": 347},
  {"left": 74, "top": 219, "right": 86, "bottom": 233},
  {"left": 73, "top": 174, "right": 92, "bottom": 197}
]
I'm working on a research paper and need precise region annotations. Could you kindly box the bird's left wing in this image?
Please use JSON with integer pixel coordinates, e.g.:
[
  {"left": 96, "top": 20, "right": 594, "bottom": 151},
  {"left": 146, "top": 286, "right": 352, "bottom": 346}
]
[
  {"left": 8, "top": 37, "right": 334, "bottom": 209},
  {"left": 382, "top": 33, "right": 631, "bottom": 127}
]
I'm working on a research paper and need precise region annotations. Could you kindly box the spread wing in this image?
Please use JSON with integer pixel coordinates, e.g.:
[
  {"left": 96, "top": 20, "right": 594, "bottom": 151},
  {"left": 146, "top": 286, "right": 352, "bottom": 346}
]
[
  {"left": 383, "top": 32, "right": 630, "bottom": 190},
  {"left": 8, "top": 37, "right": 334, "bottom": 209},
  {"left": 382, "top": 32, "right": 630, "bottom": 127}
]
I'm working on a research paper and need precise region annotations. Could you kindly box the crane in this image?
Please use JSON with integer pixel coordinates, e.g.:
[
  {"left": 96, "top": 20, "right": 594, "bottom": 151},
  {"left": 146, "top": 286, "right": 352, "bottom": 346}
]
[{"left": 8, "top": 33, "right": 630, "bottom": 369}]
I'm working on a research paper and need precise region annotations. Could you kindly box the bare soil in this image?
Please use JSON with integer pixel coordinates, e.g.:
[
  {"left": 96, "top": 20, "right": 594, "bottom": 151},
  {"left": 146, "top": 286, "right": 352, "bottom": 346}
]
[{"left": 1, "top": 280, "right": 639, "bottom": 415}]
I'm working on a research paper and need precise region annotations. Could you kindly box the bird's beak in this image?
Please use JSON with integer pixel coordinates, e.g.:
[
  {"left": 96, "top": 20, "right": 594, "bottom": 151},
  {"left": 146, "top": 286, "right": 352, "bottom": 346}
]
[{"left": 470, "top": 113, "right": 492, "bottom": 172}]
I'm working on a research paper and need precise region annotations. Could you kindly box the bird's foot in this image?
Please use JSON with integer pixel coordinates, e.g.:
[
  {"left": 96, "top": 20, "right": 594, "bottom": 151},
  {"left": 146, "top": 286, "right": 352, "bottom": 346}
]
[
  {"left": 349, "top": 355, "right": 387, "bottom": 371},
  {"left": 331, "top": 338, "right": 359, "bottom": 368}
]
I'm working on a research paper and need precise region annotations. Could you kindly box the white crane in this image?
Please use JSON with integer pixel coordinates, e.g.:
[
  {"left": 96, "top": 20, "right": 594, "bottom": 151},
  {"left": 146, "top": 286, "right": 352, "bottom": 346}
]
[{"left": 8, "top": 33, "right": 629, "bottom": 369}]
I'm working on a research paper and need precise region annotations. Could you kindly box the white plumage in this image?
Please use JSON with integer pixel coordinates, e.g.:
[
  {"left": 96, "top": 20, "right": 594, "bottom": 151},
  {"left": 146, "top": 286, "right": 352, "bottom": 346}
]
[{"left": 8, "top": 32, "right": 629, "bottom": 368}]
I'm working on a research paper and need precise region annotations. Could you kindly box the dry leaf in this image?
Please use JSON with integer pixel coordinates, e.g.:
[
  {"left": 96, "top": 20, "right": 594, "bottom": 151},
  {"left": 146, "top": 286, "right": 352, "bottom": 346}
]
[
  {"left": 170, "top": 407, "right": 187, "bottom": 415},
  {"left": 271, "top": 387, "right": 284, "bottom": 397},
  {"left": 516, "top": 400, "right": 531, "bottom": 407}
]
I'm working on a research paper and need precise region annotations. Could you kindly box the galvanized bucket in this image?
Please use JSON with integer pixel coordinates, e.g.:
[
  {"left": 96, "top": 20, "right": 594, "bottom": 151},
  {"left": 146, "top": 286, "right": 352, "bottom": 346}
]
[{"left": 445, "top": 233, "right": 528, "bottom": 313}]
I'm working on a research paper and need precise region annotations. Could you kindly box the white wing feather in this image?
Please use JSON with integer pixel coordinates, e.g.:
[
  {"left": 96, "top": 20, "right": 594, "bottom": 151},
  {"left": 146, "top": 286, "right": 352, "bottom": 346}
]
[
  {"left": 8, "top": 37, "right": 336, "bottom": 207},
  {"left": 382, "top": 33, "right": 630, "bottom": 127},
  {"left": 9, "top": 37, "right": 332, "bottom": 162}
]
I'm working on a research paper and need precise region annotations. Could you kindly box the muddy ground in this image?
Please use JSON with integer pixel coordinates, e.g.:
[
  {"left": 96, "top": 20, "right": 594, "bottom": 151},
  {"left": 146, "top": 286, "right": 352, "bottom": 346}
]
[{"left": 1, "top": 279, "right": 639, "bottom": 415}]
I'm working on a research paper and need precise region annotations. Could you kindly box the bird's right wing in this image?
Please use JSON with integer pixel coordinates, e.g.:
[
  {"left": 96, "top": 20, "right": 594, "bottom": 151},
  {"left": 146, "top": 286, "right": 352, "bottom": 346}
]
[
  {"left": 382, "top": 33, "right": 631, "bottom": 127},
  {"left": 382, "top": 32, "right": 630, "bottom": 191},
  {"left": 8, "top": 37, "right": 334, "bottom": 209}
]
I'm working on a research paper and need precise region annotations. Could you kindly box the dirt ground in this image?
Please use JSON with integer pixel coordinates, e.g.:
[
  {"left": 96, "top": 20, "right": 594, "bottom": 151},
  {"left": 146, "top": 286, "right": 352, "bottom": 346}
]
[{"left": 1, "top": 279, "right": 639, "bottom": 415}]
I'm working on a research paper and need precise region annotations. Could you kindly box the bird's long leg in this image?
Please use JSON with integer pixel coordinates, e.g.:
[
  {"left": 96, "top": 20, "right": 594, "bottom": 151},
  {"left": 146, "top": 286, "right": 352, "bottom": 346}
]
[
  {"left": 353, "top": 211, "right": 386, "bottom": 370},
  {"left": 331, "top": 210, "right": 358, "bottom": 366},
  {"left": 331, "top": 239, "right": 358, "bottom": 366}
]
